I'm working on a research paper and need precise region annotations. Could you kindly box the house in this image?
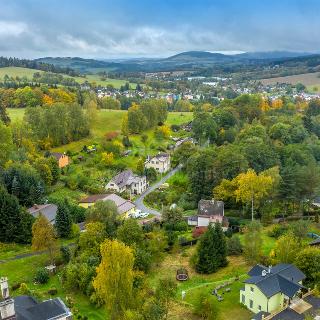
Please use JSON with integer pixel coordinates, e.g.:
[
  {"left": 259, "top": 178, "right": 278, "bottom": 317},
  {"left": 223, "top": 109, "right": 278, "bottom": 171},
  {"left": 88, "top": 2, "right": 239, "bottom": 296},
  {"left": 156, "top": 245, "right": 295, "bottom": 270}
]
[
  {"left": 145, "top": 153, "right": 171, "bottom": 174},
  {"left": 27, "top": 204, "right": 58, "bottom": 225},
  {"left": 187, "top": 199, "right": 228, "bottom": 230},
  {"left": 79, "top": 193, "right": 136, "bottom": 217},
  {"left": 0, "top": 277, "right": 72, "bottom": 320},
  {"left": 51, "top": 152, "right": 70, "bottom": 168},
  {"left": 174, "top": 137, "right": 194, "bottom": 149},
  {"left": 241, "top": 264, "right": 306, "bottom": 316},
  {"left": 106, "top": 170, "right": 147, "bottom": 195}
]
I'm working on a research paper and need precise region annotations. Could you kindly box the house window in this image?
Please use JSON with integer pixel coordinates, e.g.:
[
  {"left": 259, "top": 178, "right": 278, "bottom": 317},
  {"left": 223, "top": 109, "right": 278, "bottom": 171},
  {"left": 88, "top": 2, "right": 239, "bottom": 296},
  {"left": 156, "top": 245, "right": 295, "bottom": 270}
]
[
  {"left": 249, "top": 300, "right": 253, "bottom": 309},
  {"left": 250, "top": 287, "right": 254, "bottom": 293},
  {"left": 258, "top": 305, "right": 262, "bottom": 311},
  {"left": 241, "top": 294, "right": 245, "bottom": 304}
]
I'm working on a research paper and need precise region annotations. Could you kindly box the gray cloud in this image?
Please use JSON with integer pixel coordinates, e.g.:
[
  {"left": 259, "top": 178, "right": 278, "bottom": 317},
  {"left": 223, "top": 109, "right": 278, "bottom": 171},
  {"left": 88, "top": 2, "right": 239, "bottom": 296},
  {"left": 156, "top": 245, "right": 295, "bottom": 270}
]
[{"left": 0, "top": 0, "right": 319, "bottom": 58}]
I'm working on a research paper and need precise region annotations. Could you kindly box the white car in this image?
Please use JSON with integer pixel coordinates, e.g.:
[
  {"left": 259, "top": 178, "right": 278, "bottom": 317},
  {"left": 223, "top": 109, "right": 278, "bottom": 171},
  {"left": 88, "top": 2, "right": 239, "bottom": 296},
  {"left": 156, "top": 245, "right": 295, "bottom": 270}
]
[
  {"left": 139, "top": 212, "right": 149, "bottom": 219},
  {"left": 130, "top": 210, "right": 142, "bottom": 218}
]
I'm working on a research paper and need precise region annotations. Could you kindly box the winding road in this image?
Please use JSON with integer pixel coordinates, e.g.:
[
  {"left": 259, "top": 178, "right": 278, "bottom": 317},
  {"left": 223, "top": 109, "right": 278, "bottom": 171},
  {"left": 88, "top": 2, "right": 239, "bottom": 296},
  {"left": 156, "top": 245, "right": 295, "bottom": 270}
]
[{"left": 134, "top": 164, "right": 182, "bottom": 216}]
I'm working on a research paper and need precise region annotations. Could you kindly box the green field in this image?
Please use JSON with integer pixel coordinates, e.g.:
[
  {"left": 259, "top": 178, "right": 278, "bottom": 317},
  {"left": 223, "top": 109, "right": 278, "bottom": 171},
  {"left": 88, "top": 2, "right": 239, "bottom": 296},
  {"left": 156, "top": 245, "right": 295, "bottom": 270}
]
[
  {"left": 0, "top": 66, "right": 136, "bottom": 89},
  {"left": 0, "top": 67, "right": 44, "bottom": 80},
  {"left": 7, "top": 108, "right": 193, "bottom": 153}
]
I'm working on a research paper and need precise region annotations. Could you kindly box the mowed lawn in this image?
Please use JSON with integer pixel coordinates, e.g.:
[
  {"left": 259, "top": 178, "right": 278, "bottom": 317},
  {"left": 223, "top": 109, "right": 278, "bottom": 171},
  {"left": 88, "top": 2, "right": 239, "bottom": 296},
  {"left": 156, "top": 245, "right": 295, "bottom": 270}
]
[{"left": 148, "top": 246, "right": 252, "bottom": 320}]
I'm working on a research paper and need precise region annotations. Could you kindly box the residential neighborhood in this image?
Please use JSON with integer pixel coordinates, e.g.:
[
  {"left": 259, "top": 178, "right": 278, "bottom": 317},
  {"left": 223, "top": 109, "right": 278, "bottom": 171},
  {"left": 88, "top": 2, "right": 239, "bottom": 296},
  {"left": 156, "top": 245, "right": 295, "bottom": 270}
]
[{"left": 1, "top": 1, "right": 320, "bottom": 320}]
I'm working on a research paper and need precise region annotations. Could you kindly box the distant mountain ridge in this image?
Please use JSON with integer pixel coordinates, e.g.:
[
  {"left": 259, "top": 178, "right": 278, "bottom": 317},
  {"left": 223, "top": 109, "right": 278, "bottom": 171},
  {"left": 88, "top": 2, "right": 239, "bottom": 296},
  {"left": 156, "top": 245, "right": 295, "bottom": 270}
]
[{"left": 35, "top": 51, "right": 320, "bottom": 75}]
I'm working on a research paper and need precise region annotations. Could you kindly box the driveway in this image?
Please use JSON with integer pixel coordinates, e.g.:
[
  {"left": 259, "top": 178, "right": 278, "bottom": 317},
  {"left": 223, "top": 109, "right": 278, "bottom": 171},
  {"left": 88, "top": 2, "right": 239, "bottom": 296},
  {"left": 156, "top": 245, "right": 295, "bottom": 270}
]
[{"left": 134, "top": 164, "right": 182, "bottom": 216}]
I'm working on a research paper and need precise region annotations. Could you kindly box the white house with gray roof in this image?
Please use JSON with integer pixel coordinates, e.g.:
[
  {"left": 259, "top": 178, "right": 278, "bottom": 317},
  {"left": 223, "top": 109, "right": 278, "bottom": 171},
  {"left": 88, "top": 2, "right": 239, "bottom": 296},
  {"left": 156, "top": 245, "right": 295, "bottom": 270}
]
[
  {"left": 106, "top": 170, "right": 147, "bottom": 195},
  {"left": 145, "top": 153, "right": 171, "bottom": 173}
]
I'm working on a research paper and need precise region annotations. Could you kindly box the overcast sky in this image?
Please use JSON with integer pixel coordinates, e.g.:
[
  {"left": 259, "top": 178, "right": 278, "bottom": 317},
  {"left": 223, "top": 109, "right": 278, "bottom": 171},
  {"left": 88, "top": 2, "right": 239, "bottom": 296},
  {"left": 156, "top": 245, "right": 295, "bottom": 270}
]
[{"left": 0, "top": 0, "right": 319, "bottom": 59}]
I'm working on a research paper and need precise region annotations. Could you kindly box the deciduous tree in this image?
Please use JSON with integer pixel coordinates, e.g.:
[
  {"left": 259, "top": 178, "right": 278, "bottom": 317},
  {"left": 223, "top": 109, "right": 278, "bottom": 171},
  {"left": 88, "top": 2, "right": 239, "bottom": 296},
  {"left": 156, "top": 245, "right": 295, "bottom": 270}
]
[{"left": 93, "top": 239, "right": 135, "bottom": 319}]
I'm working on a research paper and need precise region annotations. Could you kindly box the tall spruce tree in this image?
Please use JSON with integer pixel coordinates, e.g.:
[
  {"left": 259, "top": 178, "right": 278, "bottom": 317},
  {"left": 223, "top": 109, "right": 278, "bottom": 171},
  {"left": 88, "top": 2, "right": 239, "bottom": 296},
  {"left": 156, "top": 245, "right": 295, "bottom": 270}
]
[
  {"left": 0, "top": 186, "right": 33, "bottom": 243},
  {"left": 55, "top": 201, "right": 72, "bottom": 238},
  {"left": 214, "top": 223, "right": 228, "bottom": 268},
  {"left": 195, "top": 222, "right": 227, "bottom": 274}
]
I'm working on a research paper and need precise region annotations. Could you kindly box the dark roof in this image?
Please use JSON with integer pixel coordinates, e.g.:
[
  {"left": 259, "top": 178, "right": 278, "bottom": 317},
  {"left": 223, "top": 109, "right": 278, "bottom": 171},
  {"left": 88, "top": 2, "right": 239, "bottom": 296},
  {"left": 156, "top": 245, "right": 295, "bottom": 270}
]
[
  {"left": 252, "top": 311, "right": 270, "bottom": 320},
  {"left": 245, "top": 264, "right": 305, "bottom": 298},
  {"left": 111, "top": 170, "right": 134, "bottom": 188},
  {"left": 248, "top": 265, "right": 268, "bottom": 277},
  {"left": 14, "top": 296, "right": 71, "bottom": 320},
  {"left": 198, "top": 199, "right": 224, "bottom": 216},
  {"left": 27, "top": 204, "right": 58, "bottom": 224},
  {"left": 272, "top": 308, "right": 304, "bottom": 320},
  {"left": 51, "top": 152, "right": 64, "bottom": 160},
  {"left": 310, "top": 238, "right": 320, "bottom": 246}
]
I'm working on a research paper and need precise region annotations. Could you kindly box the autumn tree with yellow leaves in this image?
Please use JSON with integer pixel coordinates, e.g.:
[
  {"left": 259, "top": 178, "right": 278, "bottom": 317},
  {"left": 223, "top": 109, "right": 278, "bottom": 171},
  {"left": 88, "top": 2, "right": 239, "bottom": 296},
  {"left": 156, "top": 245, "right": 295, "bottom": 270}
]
[
  {"left": 93, "top": 239, "right": 135, "bottom": 320},
  {"left": 214, "top": 168, "right": 275, "bottom": 220},
  {"left": 32, "top": 213, "right": 57, "bottom": 264}
]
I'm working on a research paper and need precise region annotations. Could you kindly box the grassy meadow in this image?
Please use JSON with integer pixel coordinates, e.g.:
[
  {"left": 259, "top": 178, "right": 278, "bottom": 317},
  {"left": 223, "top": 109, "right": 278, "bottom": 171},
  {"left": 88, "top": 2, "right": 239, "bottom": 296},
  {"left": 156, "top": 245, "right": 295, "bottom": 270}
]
[
  {"left": 261, "top": 71, "right": 320, "bottom": 92},
  {"left": 0, "top": 66, "right": 136, "bottom": 89},
  {"left": 7, "top": 108, "right": 193, "bottom": 154}
]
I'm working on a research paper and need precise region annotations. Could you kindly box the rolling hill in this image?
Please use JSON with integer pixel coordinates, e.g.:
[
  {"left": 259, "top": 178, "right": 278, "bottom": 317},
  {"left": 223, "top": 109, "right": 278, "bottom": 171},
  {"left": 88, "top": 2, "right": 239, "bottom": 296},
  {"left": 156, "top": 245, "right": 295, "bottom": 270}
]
[{"left": 34, "top": 51, "right": 320, "bottom": 75}]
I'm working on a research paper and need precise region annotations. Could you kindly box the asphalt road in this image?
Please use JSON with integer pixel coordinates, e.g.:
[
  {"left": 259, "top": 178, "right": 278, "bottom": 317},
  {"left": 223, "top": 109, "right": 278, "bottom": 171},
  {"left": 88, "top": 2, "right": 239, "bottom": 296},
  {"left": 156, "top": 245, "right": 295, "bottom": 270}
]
[{"left": 134, "top": 164, "right": 182, "bottom": 216}]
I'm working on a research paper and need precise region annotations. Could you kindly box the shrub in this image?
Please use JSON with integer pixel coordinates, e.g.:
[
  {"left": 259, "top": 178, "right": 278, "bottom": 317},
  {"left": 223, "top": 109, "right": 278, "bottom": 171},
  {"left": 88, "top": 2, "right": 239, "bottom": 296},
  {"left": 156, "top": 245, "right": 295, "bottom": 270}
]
[
  {"left": 192, "top": 227, "right": 207, "bottom": 238},
  {"left": 227, "top": 235, "right": 243, "bottom": 256},
  {"left": 34, "top": 268, "right": 50, "bottom": 284},
  {"left": 105, "top": 131, "right": 119, "bottom": 141},
  {"left": 11, "top": 283, "right": 21, "bottom": 291},
  {"left": 193, "top": 291, "right": 219, "bottom": 319},
  {"left": 267, "top": 224, "right": 288, "bottom": 238},
  {"left": 47, "top": 288, "right": 58, "bottom": 295},
  {"left": 60, "top": 245, "right": 71, "bottom": 263}
]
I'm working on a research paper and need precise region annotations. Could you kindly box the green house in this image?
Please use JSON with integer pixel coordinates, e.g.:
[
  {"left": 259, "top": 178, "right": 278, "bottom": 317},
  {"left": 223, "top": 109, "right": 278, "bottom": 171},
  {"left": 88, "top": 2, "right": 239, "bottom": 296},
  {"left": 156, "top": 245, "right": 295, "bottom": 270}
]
[{"left": 240, "top": 264, "right": 305, "bottom": 317}]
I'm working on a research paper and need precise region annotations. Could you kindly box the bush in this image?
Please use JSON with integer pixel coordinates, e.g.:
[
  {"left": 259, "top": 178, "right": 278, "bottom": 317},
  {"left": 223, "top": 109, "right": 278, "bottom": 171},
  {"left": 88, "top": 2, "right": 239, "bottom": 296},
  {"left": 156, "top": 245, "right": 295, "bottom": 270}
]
[
  {"left": 60, "top": 245, "right": 71, "bottom": 263},
  {"left": 267, "top": 224, "right": 288, "bottom": 238},
  {"left": 227, "top": 235, "right": 243, "bottom": 256},
  {"left": 11, "top": 283, "right": 21, "bottom": 291},
  {"left": 47, "top": 288, "right": 58, "bottom": 295},
  {"left": 192, "top": 227, "right": 207, "bottom": 238},
  {"left": 193, "top": 291, "right": 219, "bottom": 319},
  {"left": 34, "top": 268, "right": 50, "bottom": 284}
]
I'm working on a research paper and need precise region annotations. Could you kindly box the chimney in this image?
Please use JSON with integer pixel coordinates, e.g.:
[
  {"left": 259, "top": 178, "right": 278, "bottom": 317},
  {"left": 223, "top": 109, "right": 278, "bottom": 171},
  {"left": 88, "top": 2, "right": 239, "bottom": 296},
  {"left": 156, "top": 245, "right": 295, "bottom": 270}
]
[
  {"left": 0, "top": 277, "right": 9, "bottom": 300},
  {"left": 268, "top": 266, "right": 272, "bottom": 274},
  {"left": 0, "top": 278, "right": 15, "bottom": 319},
  {"left": 262, "top": 270, "right": 267, "bottom": 277}
]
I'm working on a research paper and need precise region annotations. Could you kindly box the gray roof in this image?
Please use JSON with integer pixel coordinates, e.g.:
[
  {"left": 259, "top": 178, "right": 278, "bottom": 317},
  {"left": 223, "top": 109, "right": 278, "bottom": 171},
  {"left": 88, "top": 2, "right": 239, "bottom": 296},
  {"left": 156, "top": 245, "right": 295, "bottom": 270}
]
[
  {"left": 252, "top": 311, "right": 270, "bottom": 320},
  {"left": 27, "top": 204, "right": 58, "bottom": 224},
  {"left": 147, "top": 153, "right": 170, "bottom": 163},
  {"left": 110, "top": 170, "right": 145, "bottom": 188},
  {"left": 79, "top": 193, "right": 135, "bottom": 214},
  {"left": 198, "top": 199, "right": 224, "bottom": 217},
  {"left": 245, "top": 264, "right": 306, "bottom": 298},
  {"left": 14, "top": 296, "right": 71, "bottom": 320}
]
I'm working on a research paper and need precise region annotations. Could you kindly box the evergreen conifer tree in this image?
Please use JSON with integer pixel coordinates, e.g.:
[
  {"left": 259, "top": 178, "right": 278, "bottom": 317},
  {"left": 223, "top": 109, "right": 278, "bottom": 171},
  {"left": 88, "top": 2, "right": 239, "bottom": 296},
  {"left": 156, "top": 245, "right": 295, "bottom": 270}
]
[
  {"left": 195, "top": 222, "right": 227, "bottom": 274},
  {"left": 55, "top": 201, "right": 72, "bottom": 238}
]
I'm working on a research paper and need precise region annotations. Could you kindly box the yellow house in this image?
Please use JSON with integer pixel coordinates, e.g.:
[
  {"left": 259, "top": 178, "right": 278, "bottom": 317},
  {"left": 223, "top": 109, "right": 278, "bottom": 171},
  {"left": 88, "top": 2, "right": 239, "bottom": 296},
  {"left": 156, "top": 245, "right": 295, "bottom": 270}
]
[
  {"left": 79, "top": 193, "right": 136, "bottom": 217},
  {"left": 240, "top": 264, "right": 305, "bottom": 317}
]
